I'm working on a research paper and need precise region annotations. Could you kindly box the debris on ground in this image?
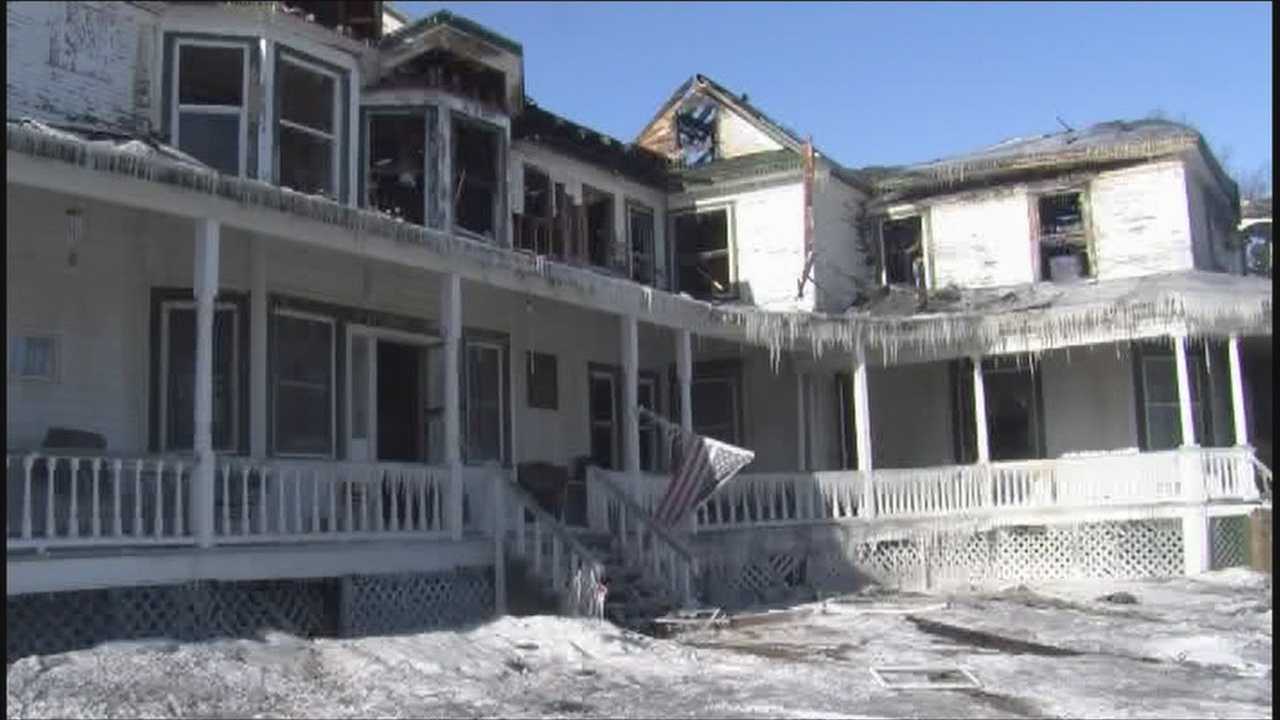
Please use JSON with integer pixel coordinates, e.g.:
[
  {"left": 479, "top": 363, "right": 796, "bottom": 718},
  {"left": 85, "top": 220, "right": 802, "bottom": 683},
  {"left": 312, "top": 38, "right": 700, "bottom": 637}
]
[{"left": 1097, "top": 591, "right": 1140, "bottom": 605}]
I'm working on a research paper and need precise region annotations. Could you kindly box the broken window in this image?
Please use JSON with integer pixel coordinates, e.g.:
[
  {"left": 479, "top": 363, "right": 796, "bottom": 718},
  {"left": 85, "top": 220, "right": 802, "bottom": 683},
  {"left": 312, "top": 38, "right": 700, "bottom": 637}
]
[
  {"left": 174, "top": 41, "right": 249, "bottom": 176},
  {"left": 881, "top": 216, "right": 924, "bottom": 287},
  {"left": 628, "top": 203, "right": 656, "bottom": 285},
  {"left": 515, "top": 164, "right": 554, "bottom": 255},
  {"left": 366, "top": 112, "right": 426, "bottom": 225},
  {"left": 583, "top": 185, "right": 615, "bottom": 269},
  {"left": 675, "top": 99, "right": 717, "bottom": 167},
  {"left": 276, "top": 53, "right": 341, "bottom": 197},
  {"left": 453, "top": 118, "right": 500, "bottom": 239},
  {"left": 673, "top": 208, "right": 734, "bottom": 300},
  {"left": 1037, "top": 192, "right": 1092, "bottom": 281}
]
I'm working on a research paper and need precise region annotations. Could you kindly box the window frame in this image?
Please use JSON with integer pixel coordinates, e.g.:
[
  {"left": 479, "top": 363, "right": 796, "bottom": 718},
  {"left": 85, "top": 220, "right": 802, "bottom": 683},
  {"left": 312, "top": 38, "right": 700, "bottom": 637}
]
[
  {"left": 1133, "top": 342, "right": 1213, "bottom": 450},
  {"left": 8, "top": 333, "right": 61, "bottom": 383},
  {"left": 156, "top": 299, "right": 243, "bottom": 454},
  {"left": 879, "top": 214, "right": 927, "bottom": 288},
  {"left": 270, "top": 307, "right": 337, "bottom": 459},
  {"left": 525, "top": 350, "right": 559, "bottom": 411},
  {"left": 1033, "top": 189, "right": 1095, "bottom": 282},
  {"left": 170, "top": 38, "right": 251, "bottom": 177},
  {"left": 275, "top": 50, "right": 343, "bottom": 198},
  {"left": 362, "top": 107, "right": 430, "bottom": 225},
  {"left": 669, "top": 203, "right": 737, "bottom": 300},
  {"left": 451, "top": 113, "right": 504, "bottom": 241},
  {"left": 464, "top": 339, "right": 507, "bottom": 464},
  {"left": 689, "top": 362, "right": 742, "bottom": 445},
  {"left": 588, "top": 365, "right": 621, "bottom": 470},
  {"left": 628, "top": 200, "right": 657, "bottom": 286},
  {"left": 637, "top": 372, "right": 661, "bottom": 472}
]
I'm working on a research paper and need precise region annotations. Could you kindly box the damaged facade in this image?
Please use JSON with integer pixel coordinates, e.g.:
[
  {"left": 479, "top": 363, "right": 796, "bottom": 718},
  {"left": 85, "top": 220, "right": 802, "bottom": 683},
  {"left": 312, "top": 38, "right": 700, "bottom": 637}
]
[{"left": 5, "top": 2, "right": 1272, "bottom": 634}]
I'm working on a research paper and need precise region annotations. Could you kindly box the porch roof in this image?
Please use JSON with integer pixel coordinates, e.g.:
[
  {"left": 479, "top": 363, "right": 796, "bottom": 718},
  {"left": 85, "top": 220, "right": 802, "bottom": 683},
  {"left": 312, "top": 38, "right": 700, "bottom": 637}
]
[{"left": 6, "top": 119, "right": 1270, "bottom": 367}]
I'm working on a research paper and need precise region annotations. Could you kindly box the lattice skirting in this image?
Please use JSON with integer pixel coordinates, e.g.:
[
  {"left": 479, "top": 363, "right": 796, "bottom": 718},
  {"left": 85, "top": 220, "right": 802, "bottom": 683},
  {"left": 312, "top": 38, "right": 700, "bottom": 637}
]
[
  {"left": 698, "top": 518, "right": 1191, "bottom": 606},
  {"left": 6, "top": 579, "right": 336, "bottom": 663},
  {"left": 338, "top": 567, "right": 493, "bottom": 638},
  {"left": 1210, "top": 515, "right": 1251, "bottom": 570}
]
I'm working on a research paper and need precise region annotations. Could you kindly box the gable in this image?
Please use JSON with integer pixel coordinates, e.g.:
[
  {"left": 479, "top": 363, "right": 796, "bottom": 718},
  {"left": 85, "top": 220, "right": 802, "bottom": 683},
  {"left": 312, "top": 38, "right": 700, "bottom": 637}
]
[{"left": 635, "top": 80, "right": 787, "bottom": 166}]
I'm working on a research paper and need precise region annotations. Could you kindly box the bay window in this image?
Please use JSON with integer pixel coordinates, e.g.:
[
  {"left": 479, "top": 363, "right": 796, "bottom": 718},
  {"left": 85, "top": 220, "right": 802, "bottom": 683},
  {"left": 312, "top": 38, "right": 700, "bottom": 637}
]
[
  {"left": 276, "top": 52, "right": 341, "bottom": 198},
  {"left": 171, "top": 40, "right": 249, "bottom": 176}
]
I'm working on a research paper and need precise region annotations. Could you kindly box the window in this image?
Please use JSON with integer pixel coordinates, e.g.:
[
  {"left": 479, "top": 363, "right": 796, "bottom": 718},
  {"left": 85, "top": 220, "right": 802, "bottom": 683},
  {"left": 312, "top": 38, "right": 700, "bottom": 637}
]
[
  {"left": 273, "top": 310, "right": 335, "bottom": 456},
  {"left": 159, "top": 302, "right": 240, "bottom": 452},
  {"left": 526, "top": 351, "right": 558, "bottom": 410},
  {"left": 277, "top": 53, "right": 341, "bottom": 197},
  {"left": 588, "top": 369, "right": 619, "bottom": 470},
  {"left": 675, "top": 99, "right": 717, "bottom": 167},
  {"left": 465, "top": 341, "right": 505, "bottom": 462},
  {"left": 673, "top": 208, "right": 734, "bottom": 300},
  {"left": 638, "top": 375, "right": 660, "bottom": 472},
  {"left": 691, "top": 367, "right": 741, "bottom": 444},
  {"left": 172, "top": 41, "right": 249, "bottom": 176},
  {"left": 583, "top": 185, "right": 615, "bottom": 269},
  {"left": 366, "top": 111, "right": 426, "bottom": 224},
  {"left": 629, "top": 203, "right": 657, "bottom": 285},
  {"left": 9, "top": 335, "right": 59, "bottom": 382},
  {"left": 835, "top": 372, "right": 857, "bottom": 470},
  {"left": 1137, "top": 346, "right": 1212, "bottom": 450},
  {"left": 515, "top": 165, "right": 556, "bottom": 256},
  {"left": 951, "top": 357, "right": 1045, "bottom": 462},
  {"left": 1037, "top": 192, "right": 1092, "bottom": 281},
  {"left": 453, "top": 118, "right": 500, "bottom": 238},
  {"left": 881, "top": 216, "right": 924, "bottom": 287}
]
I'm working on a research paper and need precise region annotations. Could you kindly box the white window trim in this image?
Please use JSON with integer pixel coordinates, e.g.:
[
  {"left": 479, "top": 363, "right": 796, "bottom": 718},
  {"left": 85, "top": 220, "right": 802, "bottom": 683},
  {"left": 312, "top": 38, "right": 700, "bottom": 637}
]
[
  {"left": 589, "top": 369, "right": 620, "bottom": 470},
  {"left": 344, "top": 324, "right": 440, "bottom": 460},
  {"left": 271, "top": 308, "right": 336, "bottom": 459},
  {"left": 8, "top": 333, "right": 61, "bottom": 383},
  {"left": 670, "top": 203, "right": 737, "bottom": 297},
  {"left": 364, "top": 108, "right": 430, "bottom": 216},
  {"left": 158, "top": 300, "right": 240, "bottom": 454},
  {"left": 171, "top": 39, "right": 250, "bottom": 177},
  {"left": 276, "top": 51, "right": 342, "bottom": 197},
  {"left": 465, "top": 340, "right": 507, "bottom": 463}
]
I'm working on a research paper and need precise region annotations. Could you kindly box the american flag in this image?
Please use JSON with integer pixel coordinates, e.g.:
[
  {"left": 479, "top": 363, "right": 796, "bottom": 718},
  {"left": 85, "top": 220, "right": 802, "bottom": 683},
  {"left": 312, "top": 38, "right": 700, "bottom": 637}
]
[{"left": 651, "top": 418, "right": 755, "bottom": 528}]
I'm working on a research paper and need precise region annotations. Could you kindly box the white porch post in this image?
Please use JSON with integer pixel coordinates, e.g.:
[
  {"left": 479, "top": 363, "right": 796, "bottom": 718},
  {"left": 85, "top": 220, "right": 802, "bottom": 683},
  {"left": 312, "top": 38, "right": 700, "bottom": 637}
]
[
  {"left": 249, "top": 238, "right": 268, "bottom": 459},
  {"left": 621, "top": 315, "right": 640, "bottom": 476},
  {"left": 852, "top": 347, "right": 874, "bottom": 517},
  {"left": 676, "top": 329, "right": 693, "bottom": 432},
  {"left": 1227, "top": 334, "right": 1249, "bottom": 448},
  {"left": 193, "top": 218, "right": 220, "bottom": 548},
  {"left": 1174, "top": 334, "right": 1210, "bottom": 574},
  {"left": 1174, "top": 334, "right": 1197, "bottom": 448},
  {"left": 971, "top": 357, "right": 991, "bottom": 464},
  {"left": 442, "top": 273, "right": 463, "bottom": 540}
]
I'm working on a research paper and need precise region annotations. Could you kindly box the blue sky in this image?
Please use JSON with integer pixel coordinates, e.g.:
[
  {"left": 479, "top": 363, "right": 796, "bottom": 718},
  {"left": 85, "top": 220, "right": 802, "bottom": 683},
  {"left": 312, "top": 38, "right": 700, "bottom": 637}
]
[{"left": 398, "top": 2, "right": 1272, "bottom": 188}]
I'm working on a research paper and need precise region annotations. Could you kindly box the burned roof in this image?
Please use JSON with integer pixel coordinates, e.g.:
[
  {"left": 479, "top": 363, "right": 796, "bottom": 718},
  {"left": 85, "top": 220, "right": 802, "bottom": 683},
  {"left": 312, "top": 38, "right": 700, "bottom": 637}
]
[
  {"left": 513, "top": 100, "right": 672, "bottom": 189},
  {"left": 379, "top": 9, "right": 522, "bottom": 55},
  {"left": 867, "top": 119, "right": 1228, "bottom": 204}
]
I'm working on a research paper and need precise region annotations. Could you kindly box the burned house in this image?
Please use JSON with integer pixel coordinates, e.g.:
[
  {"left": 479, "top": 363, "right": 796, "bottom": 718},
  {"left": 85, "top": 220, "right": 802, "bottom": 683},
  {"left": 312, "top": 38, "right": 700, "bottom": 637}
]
[{"left": 5, "top": 2, "right": 1271, "bottom": 650}]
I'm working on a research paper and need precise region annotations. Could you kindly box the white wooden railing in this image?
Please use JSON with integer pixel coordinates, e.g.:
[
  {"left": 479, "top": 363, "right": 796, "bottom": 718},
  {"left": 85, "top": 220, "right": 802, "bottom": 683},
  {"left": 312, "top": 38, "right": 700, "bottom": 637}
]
[
  {"left": 587, "top": 448, "right": 1265, "bottom": 535},
  {"left": 6, "top": 453, "right": 194, "bottom": 550},
  {"left": 500, "top": 474, "right": 605, "bottom": 617},
  {"left": 587, "top": 467, "right": 698, "bottom": 607},
  {"left": 211, "top": 459, "right": 453, "bottom": 542}
]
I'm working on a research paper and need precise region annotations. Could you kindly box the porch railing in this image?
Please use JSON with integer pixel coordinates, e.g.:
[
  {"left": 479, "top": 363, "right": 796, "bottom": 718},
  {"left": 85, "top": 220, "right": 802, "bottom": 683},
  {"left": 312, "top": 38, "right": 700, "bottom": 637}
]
[
  {"left": 587, "top": 467, "right": 698, "bottom": 607},
  {"left": 7, "top": 453, "right": 194, "bottom": 550}
]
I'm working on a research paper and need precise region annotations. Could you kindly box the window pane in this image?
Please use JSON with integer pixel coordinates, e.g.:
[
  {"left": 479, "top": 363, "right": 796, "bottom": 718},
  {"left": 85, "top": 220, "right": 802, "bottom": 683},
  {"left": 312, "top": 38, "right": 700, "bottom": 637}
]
[
  {"left": 278, "top": 125, "right": 334, "bottom": 196},
  {"left": 590, "top": 376, "right": 615, "bottom": 422},
  {"left": 178, "top": 45, "right": 243, "bottom": 105},
  {"left": 466, "top": 345, "right": 502, "bottom": 461},
  {"left": 1146, "top": 405, "right": 1181, "bottom": 450},
  {"left": 1143, "top": 356, "right": 1177, "bottom": 403},
  {"left": 178, "top": 112, "right": 240, "bottom": 175},
  {"left": 274, "top": 314, "right": 332, "bottom": 455},
  {"left": 279, "top": 59, "right": 335, "bottom": 132},
  {"left": 166, "top": 307, "right": 236, "bottom": 451}
]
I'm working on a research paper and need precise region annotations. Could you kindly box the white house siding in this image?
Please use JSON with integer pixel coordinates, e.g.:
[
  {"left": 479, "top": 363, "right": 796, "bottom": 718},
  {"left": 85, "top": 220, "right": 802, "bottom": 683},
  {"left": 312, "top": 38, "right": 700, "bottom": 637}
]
[
  {"left": 927, "top": 187, "right": 1035, "bottom": 289},
  {"left": 1039, "top": 344, "right": 1139, "bottom": 456},
  {"left": 867, "top": 362, "right": 955, "bottom": 469},
  {"left": 811, "top": 174, "right": 870, "bottom": 313},
  {"left": 716, "top": 109, "right": 783, "bottom": 159},
  {"left": 1089, "top": 161, "right": 1195, "bottom": 279},
  {"left": 6, "top": 1, "right": 156, "bottom": 133}
]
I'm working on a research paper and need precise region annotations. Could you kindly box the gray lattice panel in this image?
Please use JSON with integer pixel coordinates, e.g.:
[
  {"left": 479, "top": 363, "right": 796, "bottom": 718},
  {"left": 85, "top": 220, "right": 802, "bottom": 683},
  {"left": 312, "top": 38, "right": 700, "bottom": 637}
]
[
  {"left": 6, "top": 589, "right": 114, "bottom": 662},
  {"left": 339, "top": 568, "right": 492, "bottom": 638},
  {"left": 1210, "top": 515, "right": 1250, "bottom": 570}
]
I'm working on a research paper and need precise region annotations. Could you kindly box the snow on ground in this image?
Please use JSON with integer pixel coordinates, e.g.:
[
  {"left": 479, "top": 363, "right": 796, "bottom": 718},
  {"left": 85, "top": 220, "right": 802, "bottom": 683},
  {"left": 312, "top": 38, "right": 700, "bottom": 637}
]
[{"left": 7, "top": 569, "right": 1272, "bottom": 719}]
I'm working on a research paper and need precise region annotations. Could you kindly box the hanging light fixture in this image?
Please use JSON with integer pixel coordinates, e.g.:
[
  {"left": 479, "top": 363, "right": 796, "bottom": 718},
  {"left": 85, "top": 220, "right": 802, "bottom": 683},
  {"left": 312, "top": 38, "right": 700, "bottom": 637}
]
[{"left": 65, "top": 208, "right": 84, "bottom": 269}]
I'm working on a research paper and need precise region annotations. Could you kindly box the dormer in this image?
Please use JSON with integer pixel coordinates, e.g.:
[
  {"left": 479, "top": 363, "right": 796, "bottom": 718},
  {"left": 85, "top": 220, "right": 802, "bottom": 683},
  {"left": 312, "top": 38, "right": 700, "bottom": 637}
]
[{"left": 374, "top": 10, "right": 524, "bottom": 116}]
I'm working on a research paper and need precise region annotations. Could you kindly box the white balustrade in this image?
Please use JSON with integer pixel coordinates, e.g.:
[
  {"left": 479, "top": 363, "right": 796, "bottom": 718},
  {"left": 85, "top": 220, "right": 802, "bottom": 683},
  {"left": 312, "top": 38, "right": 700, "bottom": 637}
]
[
  {"left": 6, "top": 453, "right": 194, "bottom": 550},
  {"left": 502, "top": 474, "right": 605, "bottom": 617}
]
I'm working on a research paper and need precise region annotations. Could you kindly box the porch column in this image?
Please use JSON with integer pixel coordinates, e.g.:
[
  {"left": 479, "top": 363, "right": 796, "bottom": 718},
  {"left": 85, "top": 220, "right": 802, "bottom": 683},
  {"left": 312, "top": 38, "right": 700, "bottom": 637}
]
[
  {"left": 1227, "top": 334, "right": 1249, "bottom": 447},
  {"left": 971, "top": 357, "right": 991, "bottom": 463},
  {"left": 1174, "top": 334, "right": 1197, "bottom": 447},
  {"left": 249, "top": 238, "right": 268, "bottom": 459},
  {"left": 621, "top": 315, "right": 640, "bottom": 476},
  {"left": 192, "top": 218, "right": 220, "bottom": 548},
  {"left": 442, "top": 273, "right": 463, "bottom": 540},
  {"left": 676, "top": 329, "right": 693, "bottom": 432},
  {"left": 852, "top": 347, "right": 875, "bottom": 518}
]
